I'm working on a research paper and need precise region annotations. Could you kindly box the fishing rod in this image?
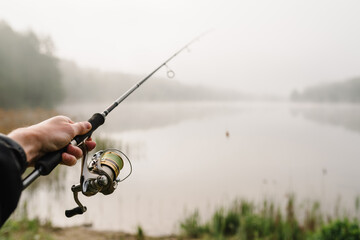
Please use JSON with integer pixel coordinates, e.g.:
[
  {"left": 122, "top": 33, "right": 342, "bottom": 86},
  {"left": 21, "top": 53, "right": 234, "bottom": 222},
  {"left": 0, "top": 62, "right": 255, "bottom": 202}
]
[{"left": 21, "top": 32, "right": 206, "bottom": 216}]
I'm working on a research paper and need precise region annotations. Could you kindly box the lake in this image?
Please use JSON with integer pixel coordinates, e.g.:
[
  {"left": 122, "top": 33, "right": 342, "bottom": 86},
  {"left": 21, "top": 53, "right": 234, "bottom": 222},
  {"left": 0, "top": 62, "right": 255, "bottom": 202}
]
[{"left": 20, "top": 101, "right": 360, "bottom": 236}]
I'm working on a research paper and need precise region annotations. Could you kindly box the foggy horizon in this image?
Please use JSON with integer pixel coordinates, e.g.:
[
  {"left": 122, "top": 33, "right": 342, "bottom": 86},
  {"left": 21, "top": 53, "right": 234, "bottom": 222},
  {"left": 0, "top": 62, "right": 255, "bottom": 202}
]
[{"left": 1, "top": 0, "right": 360, "bottom": 96}]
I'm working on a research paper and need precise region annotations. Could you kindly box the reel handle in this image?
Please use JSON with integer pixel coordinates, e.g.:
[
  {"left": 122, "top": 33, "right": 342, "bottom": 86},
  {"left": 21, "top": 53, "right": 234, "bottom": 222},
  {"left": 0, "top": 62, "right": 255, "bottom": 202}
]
[
  {"left": 34, "top": 113, "right": 105, "bottom": 176},
  {"left": 65, "top": 206, "right": 87, "bottom": 218}
]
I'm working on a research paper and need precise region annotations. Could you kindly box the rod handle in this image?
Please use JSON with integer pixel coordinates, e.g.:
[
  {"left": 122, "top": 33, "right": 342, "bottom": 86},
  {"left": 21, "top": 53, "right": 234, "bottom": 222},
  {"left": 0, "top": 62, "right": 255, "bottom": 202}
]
[
  {"left": 65, "top": 206, "right": 87, "bottom": 218},
  {"left": 34, "top": 148, "right": 66, "bottom": 176},
  {"left": 73, "top": 113, "right": 105, "bottom": 144},
  {"left": 33, "top": 113, "right": 105, "bottom": 176}
]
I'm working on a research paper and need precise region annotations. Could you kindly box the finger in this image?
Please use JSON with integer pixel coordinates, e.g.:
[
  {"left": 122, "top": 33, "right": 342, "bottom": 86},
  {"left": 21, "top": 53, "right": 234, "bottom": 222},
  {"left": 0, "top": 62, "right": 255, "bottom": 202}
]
[
  {"left": 71, "top": 121, "right": 92, "bottom": 136},
  {"left": 67, "top": 144, "right": 84, "bottom": 159},
  {"left": 61, "top": 152, "right": 77, "bottom": 166},
  {"left": 85, "top": 138, "right": 96, "bottom": 151}
]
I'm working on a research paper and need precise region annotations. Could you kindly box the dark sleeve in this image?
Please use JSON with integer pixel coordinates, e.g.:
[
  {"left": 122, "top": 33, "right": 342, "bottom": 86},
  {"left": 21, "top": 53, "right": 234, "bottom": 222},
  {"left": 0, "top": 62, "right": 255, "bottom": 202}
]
[{"left": 0, "top": 134, "right": 28, "bottom": 227}]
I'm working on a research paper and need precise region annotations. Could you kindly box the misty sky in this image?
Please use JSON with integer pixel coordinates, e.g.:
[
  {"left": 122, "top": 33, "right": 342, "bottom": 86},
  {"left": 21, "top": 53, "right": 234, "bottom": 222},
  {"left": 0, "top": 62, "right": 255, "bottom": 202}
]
[{"left": 1, "top": 0, "right": 360, "bottom": 96}]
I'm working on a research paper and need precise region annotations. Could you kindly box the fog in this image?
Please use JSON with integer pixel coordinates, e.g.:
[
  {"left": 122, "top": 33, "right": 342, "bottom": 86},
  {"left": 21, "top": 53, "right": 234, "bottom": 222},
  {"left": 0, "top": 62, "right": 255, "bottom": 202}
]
[
  {"left": 1, "top": 0, "right": 360, "bottom": 96},
  {"left": 2, "top": 1, "right": 360, "bottom": 236}
]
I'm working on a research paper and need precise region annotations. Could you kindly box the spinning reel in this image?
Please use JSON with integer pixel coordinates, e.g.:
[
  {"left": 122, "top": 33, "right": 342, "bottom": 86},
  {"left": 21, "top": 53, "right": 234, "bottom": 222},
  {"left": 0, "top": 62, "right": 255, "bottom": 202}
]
[{"left": 65, "top": 144, "right": 132, "bottom": 218}]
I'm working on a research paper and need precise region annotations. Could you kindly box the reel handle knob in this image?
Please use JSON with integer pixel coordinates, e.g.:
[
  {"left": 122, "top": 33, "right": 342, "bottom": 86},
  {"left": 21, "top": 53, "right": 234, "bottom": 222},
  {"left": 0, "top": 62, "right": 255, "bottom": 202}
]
[{"left": 65, "top": 206, "right": 87, "bottom": 218}]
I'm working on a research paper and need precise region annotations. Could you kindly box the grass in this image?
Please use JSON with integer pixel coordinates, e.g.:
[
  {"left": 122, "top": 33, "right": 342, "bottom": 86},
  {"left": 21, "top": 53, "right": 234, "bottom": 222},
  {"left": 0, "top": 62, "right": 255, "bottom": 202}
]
[
  {"left": 179, "top": 196, "right": 360, "bottom": 240},
  {"left": 0, "top": 217, "right": 54, "bottom": 240},
  {"left": 136, "top": 225, "right": 145, "bottom": 240},
  {"left": 2, "top": 197, "right": 360, "bottom": 240}
]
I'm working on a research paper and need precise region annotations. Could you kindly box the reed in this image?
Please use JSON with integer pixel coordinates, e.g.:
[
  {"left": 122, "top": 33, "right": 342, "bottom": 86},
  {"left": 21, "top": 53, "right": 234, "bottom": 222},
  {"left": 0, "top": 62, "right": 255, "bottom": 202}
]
[
  {"left": 179, "top": 196, "right": 360, "bottom": 240},
  {"left": 0, "top": 108, "right": 58, "bottom": 133},
  {"left": 0, "top": 217, "right": 54, "bottom": 240}
]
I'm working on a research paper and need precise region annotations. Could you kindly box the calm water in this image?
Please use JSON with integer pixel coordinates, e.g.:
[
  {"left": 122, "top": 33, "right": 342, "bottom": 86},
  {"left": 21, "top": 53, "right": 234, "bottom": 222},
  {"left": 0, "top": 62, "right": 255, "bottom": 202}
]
[{"left": 20, "top": 101, "right": 360, "bottom": 235}]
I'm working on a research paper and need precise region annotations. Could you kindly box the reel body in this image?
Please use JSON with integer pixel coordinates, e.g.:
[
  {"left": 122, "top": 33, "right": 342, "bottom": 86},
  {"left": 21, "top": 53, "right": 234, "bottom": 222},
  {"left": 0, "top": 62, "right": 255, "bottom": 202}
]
[{"left": 65, "top": 145, "right": 131, "bottom": 218}]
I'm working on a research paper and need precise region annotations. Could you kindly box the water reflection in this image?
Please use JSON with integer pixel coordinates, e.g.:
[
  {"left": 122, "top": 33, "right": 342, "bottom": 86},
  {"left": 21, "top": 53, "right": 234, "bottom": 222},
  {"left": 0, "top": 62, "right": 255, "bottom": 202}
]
[
  {"left": 291, "top": 103, "right": 360, "bottom": 134},
  {"left": 57, "top": 101, "right": 246, "bottom": 133}
]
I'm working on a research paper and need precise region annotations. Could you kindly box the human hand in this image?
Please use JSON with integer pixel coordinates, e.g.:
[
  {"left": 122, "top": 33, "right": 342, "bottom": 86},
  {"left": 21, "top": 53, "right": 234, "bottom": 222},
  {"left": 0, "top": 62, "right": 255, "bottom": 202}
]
[{"left": 8, "top": 116, "right": 96, "bottom": 166}]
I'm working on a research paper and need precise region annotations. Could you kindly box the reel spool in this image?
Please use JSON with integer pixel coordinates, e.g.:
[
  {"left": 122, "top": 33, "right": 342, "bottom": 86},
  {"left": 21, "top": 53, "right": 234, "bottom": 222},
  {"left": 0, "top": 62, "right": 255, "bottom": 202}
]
[{"left": 65, "top": 147, "right": 132, "bottom": 218}]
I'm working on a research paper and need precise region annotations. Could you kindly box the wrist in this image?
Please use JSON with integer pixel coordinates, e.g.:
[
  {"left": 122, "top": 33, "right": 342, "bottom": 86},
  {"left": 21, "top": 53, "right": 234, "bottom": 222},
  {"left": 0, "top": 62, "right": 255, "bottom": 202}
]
[{"left": 8, "top": 127, "right": 41, "bottom": 164}]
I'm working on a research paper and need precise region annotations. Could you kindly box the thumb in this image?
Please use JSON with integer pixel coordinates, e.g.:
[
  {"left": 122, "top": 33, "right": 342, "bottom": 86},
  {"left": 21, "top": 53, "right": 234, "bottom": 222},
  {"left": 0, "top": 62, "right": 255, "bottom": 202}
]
[{"left": 71, "top": 121, "right": 92, "bottom": 136}]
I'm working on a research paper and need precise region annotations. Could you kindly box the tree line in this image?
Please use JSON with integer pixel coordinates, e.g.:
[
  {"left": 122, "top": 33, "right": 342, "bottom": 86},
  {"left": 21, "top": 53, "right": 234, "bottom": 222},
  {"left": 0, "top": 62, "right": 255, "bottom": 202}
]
[
  {"left": 59, "top": 59, "right": 246, "bottom": 104},
  {"left": 291, "top": 78, "right": 360, "bottom": 103},
  {"left": 0, "top": 20, "right": 244, "bottom": 109},
  {"left": 0, "top": 21, "right": 63, "bottom": 109}
]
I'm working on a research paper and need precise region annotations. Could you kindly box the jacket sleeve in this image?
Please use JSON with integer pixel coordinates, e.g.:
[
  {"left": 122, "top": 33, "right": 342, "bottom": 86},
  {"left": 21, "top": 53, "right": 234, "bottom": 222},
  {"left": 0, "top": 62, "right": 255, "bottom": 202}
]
[{"left": 0, "top": 134, "right": 27, "bottom": 227}]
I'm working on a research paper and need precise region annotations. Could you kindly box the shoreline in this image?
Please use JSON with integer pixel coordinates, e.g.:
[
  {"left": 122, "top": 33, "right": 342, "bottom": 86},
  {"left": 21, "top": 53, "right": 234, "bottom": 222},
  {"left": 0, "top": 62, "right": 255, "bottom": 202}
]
[{"left": 46, "top": 226, "right": 177, "bottom": 240}]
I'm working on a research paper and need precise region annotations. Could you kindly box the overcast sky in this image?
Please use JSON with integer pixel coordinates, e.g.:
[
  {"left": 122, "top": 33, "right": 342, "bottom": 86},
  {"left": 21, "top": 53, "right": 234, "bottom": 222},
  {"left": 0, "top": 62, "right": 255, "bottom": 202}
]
[{"left": 1, "top": 0, "right": 360, "bottom": 96}]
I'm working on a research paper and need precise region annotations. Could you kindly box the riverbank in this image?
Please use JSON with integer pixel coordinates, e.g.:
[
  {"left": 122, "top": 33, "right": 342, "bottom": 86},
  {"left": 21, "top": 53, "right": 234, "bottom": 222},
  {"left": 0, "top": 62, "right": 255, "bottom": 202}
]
[
  {"left": 49, "top": 226, "right": 175, "bottom": 240},
  {"left": 0, "top": 219, "right": 176, "bottom": 240},
  {"left": 3, "top": 196, "right": 360, "bottom": 240},
  {"left": 2, "top": 216, "right": 360, "bottom": 240}
]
